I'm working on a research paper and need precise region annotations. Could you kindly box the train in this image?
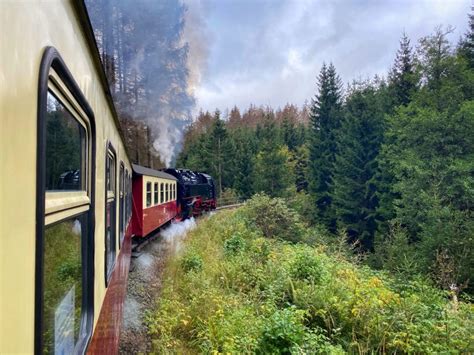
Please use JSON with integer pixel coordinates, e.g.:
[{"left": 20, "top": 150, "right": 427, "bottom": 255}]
[{"left": 0, "top": 2, "right": 215, "bottom": 354}]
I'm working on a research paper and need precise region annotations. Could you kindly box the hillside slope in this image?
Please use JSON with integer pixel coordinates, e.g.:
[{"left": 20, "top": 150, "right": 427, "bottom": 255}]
[{"left": 148, "top": 195, "right": 474, "bottom": 354}]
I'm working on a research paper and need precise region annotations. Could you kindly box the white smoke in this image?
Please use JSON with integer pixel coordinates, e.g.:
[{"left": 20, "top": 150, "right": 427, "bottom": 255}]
[{"left": 160, "top": 217, "right": 197, "bottom": 254}]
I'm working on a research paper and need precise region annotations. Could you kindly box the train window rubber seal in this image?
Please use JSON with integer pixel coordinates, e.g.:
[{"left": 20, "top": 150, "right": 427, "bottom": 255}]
[{"left": 36, "top": 46, "right": 96, "bottom": 355}]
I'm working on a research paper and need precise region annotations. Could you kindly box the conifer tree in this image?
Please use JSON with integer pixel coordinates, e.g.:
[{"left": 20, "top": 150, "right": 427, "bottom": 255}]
[
  {"left": 332, "top": 83, "right": 385, "bottom": 249},
  {"left": 206, "top": 110, "right": 231, "bottom": 196},
  {"left": 252, "top": 116, "right": 292, "bottom": 197},
  {"left": 388, "top": 32, "right": 418, "bottom": 107},
  {"left": 281, "top": 116, "right": 298, "bottom": 151},
  {"left": 459, "top": 7, "right": 474, "bottom": 68},
  {"left": 308, "top": 63, "right": 343, "bottom": 229}
]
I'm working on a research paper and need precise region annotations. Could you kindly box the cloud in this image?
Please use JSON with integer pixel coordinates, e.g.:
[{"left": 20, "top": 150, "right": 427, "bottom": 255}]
[{"left": 192, "top": 0, "right": 470, "bottom": 113}]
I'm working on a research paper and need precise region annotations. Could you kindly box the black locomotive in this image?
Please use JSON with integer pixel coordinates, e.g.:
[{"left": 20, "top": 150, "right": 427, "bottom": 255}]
[{"left": 163, "top": 169, "right": 217, "bottom": 218}]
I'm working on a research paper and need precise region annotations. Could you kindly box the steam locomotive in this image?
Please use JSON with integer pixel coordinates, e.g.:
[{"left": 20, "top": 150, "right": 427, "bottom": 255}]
[{"left": 164, "top": 169, "right": 217, "bottom": 219}]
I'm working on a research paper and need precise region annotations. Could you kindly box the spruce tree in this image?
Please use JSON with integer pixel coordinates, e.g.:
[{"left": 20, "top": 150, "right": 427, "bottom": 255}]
[
  {"left": 206, "top": 110, "right": 231, "bottom": 196},
  {"left": 459, "top": 7, "right": 474, "bottom": 68},
  {"left": 281, "top": 116, "right": 298, "bottom": 151},
  {"left": 332, "top": 83, "right": 385, "bottom": 249},
  {"left": 252, "top": 116, "right": 292, "bottom": 197},
  {"left": 308, "top": 63, "right": 343, "bottom": 229},
  {"left": 388, "top": 32, "right": 417, "bottom": 107}
]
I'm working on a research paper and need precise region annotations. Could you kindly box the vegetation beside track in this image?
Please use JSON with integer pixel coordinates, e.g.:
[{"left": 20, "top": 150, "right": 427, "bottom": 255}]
[{"left": 148, "top": 195, "right": 474, "bottom": 354}]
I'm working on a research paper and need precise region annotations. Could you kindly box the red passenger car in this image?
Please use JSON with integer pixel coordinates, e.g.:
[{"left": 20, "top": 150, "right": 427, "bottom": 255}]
[{"left": 131, "top": 164, "right": 178, "bottom": 237}]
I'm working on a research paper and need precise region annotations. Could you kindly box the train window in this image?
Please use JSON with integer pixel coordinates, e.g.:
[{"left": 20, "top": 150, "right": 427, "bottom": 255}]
[
  {"left": 160, "top": 183, "right": 164, "bottom": 203},
  {"left": 146, "top": 182, "right": 152, "bottom": 207},
  {"left": 37, "top": 50, "right": 95, "bottom": 355},
  {"left": 119, "top": 164, "right": 124, "bottom": 247},
  {"left": 128, "top": 174, "right": 132, "bottom": 220},
  {"left": 105, "top": 148, "right": 116, "bottom": 283},
  {"left": 46, "top": 93, "right": 85, "bottom": 191},
  {"left": 166, "top": 183, "right": 169, "bottom": 202},
  {"left": 154, "top": 182, "right": 158, "bottom": 205}
]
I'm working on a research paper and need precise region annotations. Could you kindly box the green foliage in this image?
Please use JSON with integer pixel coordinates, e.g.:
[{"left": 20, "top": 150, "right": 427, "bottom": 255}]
[
  {"left": 252, "top": 118, "right": 294, "bottom": 197},
  {"left": 241, "top": 194, "right": 306, "bottom": 243},
  {"left": 223, "top": 233, "right": 246, "bottom": 256},
  {"left": 332, "top": 83, "right": 385, "bottom": 249},
  {"left": 180, "top": 252, "right": 203, "bottom": 273},
  {"left": 258, "top": 307, "right": 307, "bottom": 354},
  {"left": 148, "top": 206, "right": 474, "bottom": 354},
  {"left": 289, "top": 248, "right": 324, "bottom": 283},
  {"left": 308, "top": 62, "right": 343, "bottom": 230}
]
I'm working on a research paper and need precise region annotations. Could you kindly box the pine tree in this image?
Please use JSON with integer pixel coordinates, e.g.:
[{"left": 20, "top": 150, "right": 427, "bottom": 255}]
[
  {"left": 332, "top": 83, "right": 385, "bottom": 249},
  {"left": 308, "top": 63, "right": 343, "bottom": 229},
  {"left": 388, "top": 32, "right": 417, "bottom": 107}
]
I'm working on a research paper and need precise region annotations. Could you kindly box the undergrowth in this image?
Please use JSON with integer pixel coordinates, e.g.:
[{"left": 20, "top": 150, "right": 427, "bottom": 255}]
[{"left": 147, "top": 194, "right": 474, "bottom": 354}]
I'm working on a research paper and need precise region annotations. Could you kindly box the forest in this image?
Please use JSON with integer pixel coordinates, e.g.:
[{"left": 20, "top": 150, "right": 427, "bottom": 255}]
[{"left": 176, "top": 16, "right": 474, "bottom": 295}]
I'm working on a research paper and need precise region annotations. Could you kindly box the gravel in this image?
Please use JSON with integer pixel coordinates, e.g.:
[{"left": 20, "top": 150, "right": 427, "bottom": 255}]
[{"left": 119, "top": 218, "right": 197, "bottom": 354}]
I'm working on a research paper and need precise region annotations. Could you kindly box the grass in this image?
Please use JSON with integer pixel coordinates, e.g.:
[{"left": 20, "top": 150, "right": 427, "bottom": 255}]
[{"left": 147, "top": 195, "right": 474, "bottom": 354}]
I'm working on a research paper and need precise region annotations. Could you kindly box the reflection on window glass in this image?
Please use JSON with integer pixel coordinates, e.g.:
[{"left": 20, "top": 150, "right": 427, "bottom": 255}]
[
  {"left": 105, "top": 202, "right": 115, "bottom": 278},
  {"left": 160, "top": 183, "right": 164, "bottom": 203},
  {"left": 46, "top": 92, "right": 84, "bottom": 191},
  {"left": 146, "top": 182, "right": 151, "bottom": 207},
  {"left": 43, "top": 216, "right": 84, "bottom": 354},
  {"left": 154, "top": 183, "right": 158, "bottom": 205}
]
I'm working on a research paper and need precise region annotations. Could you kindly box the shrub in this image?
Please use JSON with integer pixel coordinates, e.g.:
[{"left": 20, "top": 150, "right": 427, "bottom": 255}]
[
  {"left": 241, "top": 193, "right": 306, "bottom": 243},
  {"left": 290, "top": 248, "right": 324, "bottom": 283},
  {"left": 258, "top": 307, "right": 307, "bottom": 354},
  {"left": 223, "top": 233, "right": 246, "bottom": 256},
  {"left": 181, "top": 252, "right": 203, "bottom": 273}
]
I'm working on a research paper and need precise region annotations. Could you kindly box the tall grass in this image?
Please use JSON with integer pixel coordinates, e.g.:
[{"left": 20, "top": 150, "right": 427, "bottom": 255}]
[{"left": 147, "top": 195, "right": 474, "bottom": 354}]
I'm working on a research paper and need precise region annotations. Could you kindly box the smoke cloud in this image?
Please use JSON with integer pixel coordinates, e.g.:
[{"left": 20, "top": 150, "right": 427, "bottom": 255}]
[{"left": 86, "top": 0, "right": 208, "bottom": 167}]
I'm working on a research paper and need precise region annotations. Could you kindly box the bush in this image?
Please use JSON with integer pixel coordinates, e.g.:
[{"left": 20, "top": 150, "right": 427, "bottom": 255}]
[
  {"left": 289, "top": 248, "right": 325, "bottom": 284},
  {"left": 181, "top": 252, "right": 203, "bottom": 273},
  {"left": 259, "top": 307, "right": 307, "bottom": 354},
  {"left": 241, "top": 193, "right": 306, "bottom": 243},
  {"left": 223, "top": 233, "right": 246, "bottom": 256}
]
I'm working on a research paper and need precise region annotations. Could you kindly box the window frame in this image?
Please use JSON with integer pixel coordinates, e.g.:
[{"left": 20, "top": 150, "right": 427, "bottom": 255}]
[
  {"left": 154, "top": 182, "right": 158, "bottom": 205},
  {"left": 119, "top": 162, "right": 125, "bottom": 247},
  {"left": 146, "top": 181, "right": 152, "bottom": 207},
  {"left": 105, "top": 144, "right": 117, "bottom": 285},
  {"left": 35, "top": 47, "right": 96, "bottom": 354}
]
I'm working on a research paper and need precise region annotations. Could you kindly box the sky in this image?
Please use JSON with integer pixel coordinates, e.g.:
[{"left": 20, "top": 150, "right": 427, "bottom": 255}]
[{"left": 188, "top": 0, "right": 471, "bottom": 115}]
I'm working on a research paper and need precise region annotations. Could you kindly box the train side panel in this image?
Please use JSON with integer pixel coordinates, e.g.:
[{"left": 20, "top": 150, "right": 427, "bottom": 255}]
[{"left": 0, "top": 2, "right": 132, "bottom": 353}]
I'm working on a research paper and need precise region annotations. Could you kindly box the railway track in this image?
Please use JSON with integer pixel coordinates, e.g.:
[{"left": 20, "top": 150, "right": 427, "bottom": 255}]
[{"left": 216, "top": 203, "right": 244, "bottom": 211}]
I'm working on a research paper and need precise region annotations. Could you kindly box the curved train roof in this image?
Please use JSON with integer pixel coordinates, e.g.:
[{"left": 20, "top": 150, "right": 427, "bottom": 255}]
[{"left": 132, "top": 164, "right": 177, "bottom": 180}]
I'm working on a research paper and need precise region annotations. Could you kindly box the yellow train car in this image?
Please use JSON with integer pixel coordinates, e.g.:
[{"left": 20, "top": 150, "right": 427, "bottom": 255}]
[{"left": 1, "top": 2, "right": 134, "bottom": 353}]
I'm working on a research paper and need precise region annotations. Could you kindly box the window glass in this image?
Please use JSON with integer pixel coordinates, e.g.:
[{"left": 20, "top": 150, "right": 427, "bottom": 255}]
[
  {"left": 105, "top": 202, "right": 115, "bottom": 276},
  {"left": 119, "top": 165, "right": 124, "bottom": 246},
  {"left": 146, "top": 182, "right": 152, "bottom": 207},
  {"left": 105, "top": 150, "right": 116, "bottom": 281},
  {"left": 166, "top": 183, "right": 169, "bottom": 202},
  {"left": 42, "top": 215, "right": 85, "bottom": 353},
  {"left": 160, "top": 183, "right": 164, "bottom": 204},
  {"left": 154, "top": 183, "right": 158, "bottom": 205},
  {"left": 45, "top": 92, "right": 84, "bottom": 191}
]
